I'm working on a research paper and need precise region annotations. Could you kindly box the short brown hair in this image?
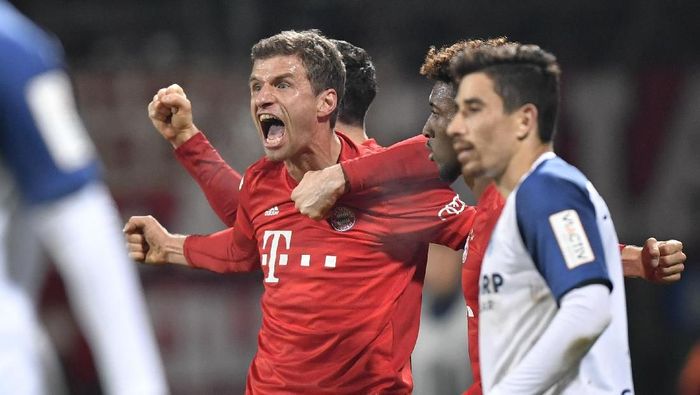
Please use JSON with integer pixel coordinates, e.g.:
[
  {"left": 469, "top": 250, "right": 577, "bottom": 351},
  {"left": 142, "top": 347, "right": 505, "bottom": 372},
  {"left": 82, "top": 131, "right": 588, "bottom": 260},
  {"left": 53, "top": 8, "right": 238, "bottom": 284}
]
[
  {"left": 419, "top": 37, "right": 509, "bottom": 83},
  {"left": 251, "top": 30, "right": 346, "bottom": 127},
  {"left": 450, "top": 41, "right": 562, "bottom": 142}
]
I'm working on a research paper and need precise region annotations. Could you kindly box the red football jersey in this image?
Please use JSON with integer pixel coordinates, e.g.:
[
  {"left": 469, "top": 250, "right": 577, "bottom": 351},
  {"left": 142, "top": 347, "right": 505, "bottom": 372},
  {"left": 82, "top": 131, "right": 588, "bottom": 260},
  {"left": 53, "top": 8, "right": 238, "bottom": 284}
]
[
  {"left": 342, "top": 135, "right": 437, "bottom": 193},
  {"left": 183, "top": 132, "right": 474, "bottom": 394},
  {"left": 461, "top": 183, "right": 503, "bottom": 395},
  {"left": 175, "top": 132, "right": 242, "bottom": 227},
  {"left": 173, "top": 132, "right": 382, "bottom": 227}
]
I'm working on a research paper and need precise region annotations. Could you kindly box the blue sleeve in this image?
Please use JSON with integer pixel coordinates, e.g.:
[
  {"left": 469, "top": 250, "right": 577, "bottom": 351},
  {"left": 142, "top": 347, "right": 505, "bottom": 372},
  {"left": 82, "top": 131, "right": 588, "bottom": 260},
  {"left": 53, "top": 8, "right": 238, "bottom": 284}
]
[
  {"left": 0, "top": 10, "right": 100, "bottom": 204},
  {"left": 516, "top": 171, "right": 611, "bottom": 303}
]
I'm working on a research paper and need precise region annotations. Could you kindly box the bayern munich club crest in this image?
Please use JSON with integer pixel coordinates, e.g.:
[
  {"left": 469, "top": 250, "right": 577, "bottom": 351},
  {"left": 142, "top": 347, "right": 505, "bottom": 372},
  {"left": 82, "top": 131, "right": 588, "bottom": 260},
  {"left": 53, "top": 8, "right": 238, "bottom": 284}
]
[{"left": 327, "top": 206, "right": 356, "bottom": 232}]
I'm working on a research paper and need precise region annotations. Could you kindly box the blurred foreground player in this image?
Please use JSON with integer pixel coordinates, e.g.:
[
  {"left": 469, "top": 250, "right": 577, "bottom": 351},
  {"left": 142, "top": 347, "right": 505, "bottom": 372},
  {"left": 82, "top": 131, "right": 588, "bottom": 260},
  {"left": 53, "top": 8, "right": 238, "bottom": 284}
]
[
  {"left": 0, "top": 178, "right": 43, "bottom": 393},
  {"left": 0, "top": 2, "right": 167, "bottom": 394},
  {"left": 125, "top": 30, "right": 474, "bottom": 394},
  {"left": 447, "top": 39, "right": 631, "bottom": 394}
]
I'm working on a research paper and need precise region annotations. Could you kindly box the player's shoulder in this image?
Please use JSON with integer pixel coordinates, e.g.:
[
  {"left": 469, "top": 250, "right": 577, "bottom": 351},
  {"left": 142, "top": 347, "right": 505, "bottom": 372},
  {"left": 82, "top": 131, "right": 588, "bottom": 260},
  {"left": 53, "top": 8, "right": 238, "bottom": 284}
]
[
  {"left": 0, "top": 5, "right": 58, "bottom": 62},
  {"left": 240, "top": 156, "right": 282, "bottom": 189},
  {"left": 478, "top": 183, "right": 503, "bottom": 207},
  {"left": 516, "top": 155, "right": 592, "bottom": 214},
  {"left": 334, "top": 130, "right": 376, "bottom": 159},
  {"left": 521, "top": 156, "right": 589, "bottom": 195},
  {"left": 0, "top": 9, "right": 63, "bottom": 92},
  {"left": 360, "top": 138, "right": 384, "bottom": 153}
]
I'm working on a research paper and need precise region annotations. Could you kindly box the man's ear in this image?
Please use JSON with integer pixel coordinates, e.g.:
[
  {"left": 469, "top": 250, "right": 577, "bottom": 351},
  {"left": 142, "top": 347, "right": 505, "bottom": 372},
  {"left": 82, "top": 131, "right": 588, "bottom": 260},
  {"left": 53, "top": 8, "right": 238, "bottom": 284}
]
[
  {"left": 317, "top": 89, "right": 338, "bottom": 119},
  {"left": 515, "top": 103, "right": 538, "bottom": 141}
]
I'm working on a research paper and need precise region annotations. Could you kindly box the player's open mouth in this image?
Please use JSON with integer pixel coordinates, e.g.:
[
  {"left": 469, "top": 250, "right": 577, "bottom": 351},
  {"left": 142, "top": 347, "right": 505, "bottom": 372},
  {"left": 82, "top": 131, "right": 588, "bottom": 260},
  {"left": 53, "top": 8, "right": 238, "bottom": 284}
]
[{"left": 260, "top": 114, "right": 286, "bottom": 148}]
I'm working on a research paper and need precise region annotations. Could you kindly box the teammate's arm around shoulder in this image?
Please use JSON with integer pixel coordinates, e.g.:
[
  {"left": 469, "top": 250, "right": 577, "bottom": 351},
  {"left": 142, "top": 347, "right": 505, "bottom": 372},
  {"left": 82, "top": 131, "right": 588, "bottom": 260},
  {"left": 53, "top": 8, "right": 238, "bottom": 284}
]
[
  {"left": 291, "top": 134, "right": 439, "bottom": 220},
  {"left": 148, "top": 84, "right": 200, "bottom": 148},
  {"left": 291, "top": 164, "right": 348, "bottom": 220}
]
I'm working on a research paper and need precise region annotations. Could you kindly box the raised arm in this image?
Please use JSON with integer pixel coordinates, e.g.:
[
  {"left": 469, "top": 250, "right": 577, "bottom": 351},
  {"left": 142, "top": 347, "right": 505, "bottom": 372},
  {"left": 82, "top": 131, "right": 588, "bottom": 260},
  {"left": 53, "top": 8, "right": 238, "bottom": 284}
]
[
  {"left": 174, "top": 133, "right": 242, "bottom": 226},
  {"left": 149, "top": 84, "right": 242, "bottom": 226}
]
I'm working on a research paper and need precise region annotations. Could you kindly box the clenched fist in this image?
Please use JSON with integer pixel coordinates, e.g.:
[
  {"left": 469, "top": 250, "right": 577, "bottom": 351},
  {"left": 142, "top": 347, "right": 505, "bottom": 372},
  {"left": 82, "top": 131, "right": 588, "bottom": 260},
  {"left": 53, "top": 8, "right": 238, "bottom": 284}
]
[{"left": 148, "top": 83, "right": 199, "bottom": 148}]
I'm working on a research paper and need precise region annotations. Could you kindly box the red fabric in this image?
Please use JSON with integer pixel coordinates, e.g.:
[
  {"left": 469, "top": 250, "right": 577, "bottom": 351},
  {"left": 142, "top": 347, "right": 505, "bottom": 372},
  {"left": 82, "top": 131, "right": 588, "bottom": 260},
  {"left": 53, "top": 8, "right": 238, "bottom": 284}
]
[
  {"left": 174, "top": 132, "right": 242, "bottom": 226},
  {"left": 184, "top": 227, "right": 258, "bottom": 273},
  {"left": 461, "top": 183, "right": 504, "bottom": 395},
  {"left": 184, "top": 132, "right": 474, "bottom": 394},
  {"left": 342, "top": 135, "right": 438, "bottom": 192}
]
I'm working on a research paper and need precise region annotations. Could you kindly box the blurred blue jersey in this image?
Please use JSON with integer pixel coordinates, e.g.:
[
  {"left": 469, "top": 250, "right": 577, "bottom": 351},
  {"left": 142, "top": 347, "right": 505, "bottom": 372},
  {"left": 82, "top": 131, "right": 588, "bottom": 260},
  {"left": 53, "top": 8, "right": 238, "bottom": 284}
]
[{"left": 0, "top": 1, "right": 99, "bottom": 205}]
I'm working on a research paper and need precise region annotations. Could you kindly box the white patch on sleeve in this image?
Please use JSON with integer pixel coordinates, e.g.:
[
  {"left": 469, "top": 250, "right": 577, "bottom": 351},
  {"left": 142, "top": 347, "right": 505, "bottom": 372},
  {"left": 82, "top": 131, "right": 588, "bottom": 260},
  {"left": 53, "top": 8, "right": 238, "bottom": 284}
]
[
  {"left": 438, "top": 194, "right": 466, "bottom": 220},
  {"left": 25, "top": 70, "right": 95, "bottom": 171},
  {"left": 239, "top": 176, "right": 245, "bottom": 191},
  {"left": 548, "top": 209, "right": 595, "bottom": 269}
]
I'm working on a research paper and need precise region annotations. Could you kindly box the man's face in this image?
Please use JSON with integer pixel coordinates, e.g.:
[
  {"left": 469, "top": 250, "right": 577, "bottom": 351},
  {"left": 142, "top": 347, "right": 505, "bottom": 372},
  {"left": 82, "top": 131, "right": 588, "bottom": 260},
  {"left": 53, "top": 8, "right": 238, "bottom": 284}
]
[
  {"left": 422, "top": 81, "right": 461, "bottom": 183},
  {"left": 249, "top": 55, "right": 320, "bottom": 162},
  {"left": 447, "top": 72, "right": 520, "bottom": 180}
]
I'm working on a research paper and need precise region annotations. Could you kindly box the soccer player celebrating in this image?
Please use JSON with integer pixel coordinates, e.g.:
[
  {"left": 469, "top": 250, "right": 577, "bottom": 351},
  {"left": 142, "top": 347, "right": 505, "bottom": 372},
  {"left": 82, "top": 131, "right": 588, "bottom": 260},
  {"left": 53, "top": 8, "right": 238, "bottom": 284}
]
[
  {"left": 447, "top": 40, "right": 631, "bottom": 393},
  {"left": 156, "top": 38, "right": 382, "bottom": 228},
  {"left": 149, "top": 37, "right": 467, "bottom": 393},
  {"left": 153, "top": 37, "right": 468, "bottom": 393},
  {"left": 125, "top": 30, "right": 473, "bottom": 394},
  {"left": 290, "top": 38, "right": 686, "bottom": 394}
]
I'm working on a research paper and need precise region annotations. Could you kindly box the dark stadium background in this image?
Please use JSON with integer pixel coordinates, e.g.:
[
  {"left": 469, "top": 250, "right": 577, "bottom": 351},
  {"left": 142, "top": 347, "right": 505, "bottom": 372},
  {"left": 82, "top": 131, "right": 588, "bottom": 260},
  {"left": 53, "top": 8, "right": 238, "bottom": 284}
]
[{"left": 12, "top": 0, "right": 699, "bottom": 393}]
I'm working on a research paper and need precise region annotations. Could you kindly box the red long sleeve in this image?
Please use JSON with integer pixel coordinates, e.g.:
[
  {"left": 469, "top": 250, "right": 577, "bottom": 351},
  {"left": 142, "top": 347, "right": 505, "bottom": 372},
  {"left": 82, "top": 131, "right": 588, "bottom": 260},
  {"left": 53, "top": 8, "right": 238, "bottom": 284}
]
[
  {"left": 174, "top": 132, "right": 242, "bottom": 226},
  {"left": 341, "top": 135, "right": 439, "bottom": 192}
]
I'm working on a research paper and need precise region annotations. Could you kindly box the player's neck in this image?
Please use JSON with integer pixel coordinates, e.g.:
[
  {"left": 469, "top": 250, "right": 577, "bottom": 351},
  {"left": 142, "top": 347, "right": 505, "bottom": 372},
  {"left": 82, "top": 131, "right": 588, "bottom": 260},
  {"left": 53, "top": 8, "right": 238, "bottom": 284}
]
[
  {"left": 335, "top": 121, "right": 368, "bottom": 145},
  {"left": 285, "top": 127, "right": 342, "bottom": 182},
  {"left": 468, "top": 176, "right": 493, "bottom": 200},
  {"left": 495, "top": 142, "right": 552, "bottom": 197}
]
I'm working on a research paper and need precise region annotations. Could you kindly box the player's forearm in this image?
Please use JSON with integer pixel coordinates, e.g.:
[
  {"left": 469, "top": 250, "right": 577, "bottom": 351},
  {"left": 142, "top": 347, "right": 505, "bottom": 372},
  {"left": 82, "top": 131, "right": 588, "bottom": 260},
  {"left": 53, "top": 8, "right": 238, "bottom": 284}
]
[
  {"left": 489, "top": 284, "right": 611, "bottom": 395},
  {"left": 184, "top": 228, "right": 257, "bottom": 273},
  {"left": 341, "top": 135, "right": 438, "bottom": 192},
  {"left": 169, "top": 127, "right": 199, "bottom": 149},
  {"left": 160, "top": 235, "right": 188, "bottom": 266},
  {"left": 174, "top": 131, "right": 242, "bottom": 226},
  {"left": 620, "top": 244, "right": 644, "bottom": 278}
]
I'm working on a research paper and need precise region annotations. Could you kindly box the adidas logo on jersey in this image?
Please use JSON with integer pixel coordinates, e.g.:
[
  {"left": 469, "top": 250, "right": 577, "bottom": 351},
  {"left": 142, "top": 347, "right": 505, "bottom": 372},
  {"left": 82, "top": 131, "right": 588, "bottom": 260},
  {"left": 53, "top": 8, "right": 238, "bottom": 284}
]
[{"left": 264, "top": 206, "right": 279, "bottom": 216}]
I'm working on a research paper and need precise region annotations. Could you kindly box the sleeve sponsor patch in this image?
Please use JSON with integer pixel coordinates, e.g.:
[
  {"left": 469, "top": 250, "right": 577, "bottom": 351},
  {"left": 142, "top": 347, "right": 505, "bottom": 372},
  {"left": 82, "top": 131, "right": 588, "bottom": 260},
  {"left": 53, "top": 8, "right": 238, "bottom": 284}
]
[
  {"left": 438, "top": 194, "right": 466, "bottom": 221},
  {"left": 548, "top": 209, "right": 595, "bottom": 269}
]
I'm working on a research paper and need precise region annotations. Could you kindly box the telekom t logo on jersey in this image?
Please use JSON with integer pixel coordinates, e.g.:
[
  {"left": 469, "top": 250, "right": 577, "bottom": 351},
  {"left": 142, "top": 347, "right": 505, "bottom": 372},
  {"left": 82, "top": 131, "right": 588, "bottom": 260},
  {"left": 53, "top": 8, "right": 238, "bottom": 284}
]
[{"left": 261, "top": 230, "right": 337, "bottom": 283}]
